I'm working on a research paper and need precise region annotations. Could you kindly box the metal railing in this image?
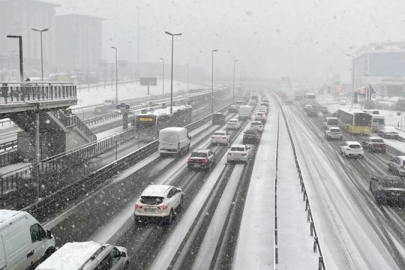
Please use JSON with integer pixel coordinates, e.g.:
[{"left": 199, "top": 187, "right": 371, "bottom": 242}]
[
  {"left": 275, "top": 94, "right": 326, "bottom": 270},
  {"left": 0, "top": 140, "right": 17, "bottom": 152},
  {"left": 24, "top": 103, "right": 230, "bottom": 220},
  {"left": 0, "top": 82, "right": 77, "bottom": 104},
  {"left": 50, "top": 110, "right": 97, "bottom": 141}
]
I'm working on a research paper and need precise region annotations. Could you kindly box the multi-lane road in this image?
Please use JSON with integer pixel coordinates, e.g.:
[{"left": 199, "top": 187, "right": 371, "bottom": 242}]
[{"left": 4, "top": 91, "right": 405, "bottom": 269}]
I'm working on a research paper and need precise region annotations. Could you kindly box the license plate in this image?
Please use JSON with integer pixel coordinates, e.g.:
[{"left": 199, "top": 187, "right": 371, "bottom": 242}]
[{"left": 144, "top": 208, "right": 156, "bottom": 212}]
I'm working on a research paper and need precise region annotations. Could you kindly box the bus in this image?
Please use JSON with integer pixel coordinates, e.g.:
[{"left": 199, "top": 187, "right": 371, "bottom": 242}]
[
  {"left": 335, "top": 109, "right": 372, "bottom": 135},
  {"left": 133, "top": 105, "right": 192, "bottom": 141}
]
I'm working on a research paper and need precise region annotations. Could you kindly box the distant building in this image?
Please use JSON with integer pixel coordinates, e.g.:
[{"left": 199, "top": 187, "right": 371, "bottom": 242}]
[
  {"left": 354, "top": 42, "right": 405, "bottom": 97},
  {"left": 0, "top": 0, "right": 59, "bottom": 79},
  {"left": 55, "top": 14, "right": 104, "bottom": 73}
]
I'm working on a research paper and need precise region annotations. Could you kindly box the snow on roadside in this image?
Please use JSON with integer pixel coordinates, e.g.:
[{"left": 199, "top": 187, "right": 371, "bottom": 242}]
[
  {"left": 232, "top": 96, "right": 277, "bottom": 270},
  {"left": 277, "top": 113, "right": 319, "bottom": 269}
]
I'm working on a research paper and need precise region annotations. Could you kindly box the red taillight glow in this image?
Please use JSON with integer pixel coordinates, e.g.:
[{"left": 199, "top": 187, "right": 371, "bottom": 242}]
[
  {"left": 158, "top": 205, "right": 168, "bottom": 210},
  {"left": 228, "top": 152, "right": 232, "bottom": 155},
  {"left": 241, "top": 153, "right": 247, "bottom": 156},
  {"left": 201, "top": 159, "right": 209, "bottom": 164},
  {"left": 187, "top": 158, "right": 193, "bottom": 163},
  {"left": 135, "top": 204, "right": 142, "bottom": 209}
]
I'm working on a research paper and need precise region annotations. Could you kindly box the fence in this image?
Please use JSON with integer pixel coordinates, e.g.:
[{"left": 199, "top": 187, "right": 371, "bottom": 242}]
[
  {"left": 0, "top": 82, "right": 77, "bottom": 104},
  {"left": 275, "top": 94, "right": 326, "bottom": 270},
  {"left": 0, "top": 101, "right": 231, "bottom": 198}
]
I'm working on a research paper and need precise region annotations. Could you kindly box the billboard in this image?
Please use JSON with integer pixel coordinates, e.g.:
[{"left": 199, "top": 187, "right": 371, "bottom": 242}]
[{"left": 140, "top": 77, "right": 157, "bottom": 86}]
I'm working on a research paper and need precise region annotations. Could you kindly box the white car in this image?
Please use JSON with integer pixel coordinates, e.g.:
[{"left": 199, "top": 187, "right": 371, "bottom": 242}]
[
  {"left": 134, "top": 185, "right": 184, "bottom": 224},
  {"left": 227, "top": 144, "right": 250, "bottom": 163},
  {"left": 211, "top": 130, "right": 230, "bottom": 145},
  {"left": 227, "top": 119, "right": 241, "bottom": 130},
  {"left": 258, "top": 106, "right": 268, "bottom": 115},
  {"left": 250, "top": 121, "right": 264, "bottom": 132},
  {"left": 254, "top": 112, "right": 267, "bottom": 123},
  {"left": 340, "top": 141, "right": 364, "bottom": 158},
  {"left": 378, "top": 126, "right": 399, "bottom": 139},
  {"left": 325, "top": 127, "right": 342, "bottom": 140}
]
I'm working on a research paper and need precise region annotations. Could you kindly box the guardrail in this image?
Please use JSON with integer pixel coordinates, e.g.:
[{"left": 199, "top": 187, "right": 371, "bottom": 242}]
[
  {"left": 0, "top": 140, "right": 17, "bottom": 152},
  {"left": 0, "top": 82, "right": 77, "bottom": 104},
  {"left": 0, "top": 100, "right": 232, "bottom": 199},
  {"left": 23, "top": 102, "right": 232, "bottom": 220},
  {"left": 275, "top": 94, "right": 326, "bottom": 270}
]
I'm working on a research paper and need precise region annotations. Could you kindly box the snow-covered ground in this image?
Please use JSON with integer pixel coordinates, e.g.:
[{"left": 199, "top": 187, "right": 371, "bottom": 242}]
[
  {"left": 74, "top": 79, "right": 207, "bottom": 108},
  {"left": 0, "top": 162, "right": 30, "bottom": 175}
]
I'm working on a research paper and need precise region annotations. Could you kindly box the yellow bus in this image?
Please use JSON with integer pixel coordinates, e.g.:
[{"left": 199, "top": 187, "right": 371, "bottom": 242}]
[{"left": 336, "top": 109, "right": 372, "bottom": 135}]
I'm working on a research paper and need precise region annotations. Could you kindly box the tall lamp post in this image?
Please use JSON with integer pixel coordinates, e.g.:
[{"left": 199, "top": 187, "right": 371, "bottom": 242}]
[
  {"left": 6, "top": 35, "right": 23, "bottom": 82},
  {"left": 233, "top": 59, "right": 238, "bottom": 103},
  {"left": 111, "top": 47, "right": 118, "bottom": 104},
  {"left": 346, "top": 53, "right": 355, "bottom": 109},
  {"left": 31, "top": 28, "right": 48, "bottom": 81},
  {"left": 211, "top": 50, "right": 218, "bottom": 113},
  {"left": 186, "top": 63, "right": 189, "bottom": 92},
  {"left": 165, "top": 31, "right": 182, "bottom": 114},
  {"left": 160, "top": 57, "right": 165, "bottom": 95}
]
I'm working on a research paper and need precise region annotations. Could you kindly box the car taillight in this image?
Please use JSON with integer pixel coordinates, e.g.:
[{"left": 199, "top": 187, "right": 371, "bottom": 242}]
[
  {"left": 228, "top": 152, "right": 232, "bottom": 155},
  {"left": 135, "top": 204, "right": 143, "bottom": 209},
  {"left": 187, "top": 158, "right": 193, "bottom": 163},
  {"left": 158, "top": 205, "right": 168, "bottom": 210},
  {"left": 223, "top": 136, "right": 227, "bottom": 139},
  {"left": 241, "top": 153, "right": 247, "bottom": 156},
  {"left": 201, "top": 159, "right": 209, "bottom": 164}
]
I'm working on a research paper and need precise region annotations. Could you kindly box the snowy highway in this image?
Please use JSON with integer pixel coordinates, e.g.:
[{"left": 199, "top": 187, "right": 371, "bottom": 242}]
[{"left": 9, "top": 92, "right": 405, "bottom": 269}]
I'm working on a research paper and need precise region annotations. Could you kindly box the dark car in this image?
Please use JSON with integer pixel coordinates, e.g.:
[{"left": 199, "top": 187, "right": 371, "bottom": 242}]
[
  {"left": 319, "top": 107, "right": 328, "bottom": 114},
  {"left": 370, "top": 175, "right": 405, "bottom": 205},
  {"left": 212, "top": 112, "right": 226, "bottom": 125},
  {"left": 187, "top": 149, "right": 215, "bottom": 170},
  {"left": 362, "top": 137, "right": 386, "bottom": 153},
  {"left": 228, "top": 105, "right": 238, "bottom": 113},
  {"left": 306, "top": 109, "right": 317, "bottom": 117},
  {"left": 243, "top": 128, "right": 260, "bottom": 144}
]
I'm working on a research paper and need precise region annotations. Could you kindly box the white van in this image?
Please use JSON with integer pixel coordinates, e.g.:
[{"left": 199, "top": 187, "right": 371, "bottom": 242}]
[
  {"left": 158, "top": 127, "right": 191, "bottom": 157},
  {"left": 238, "top": 105, "right": 252, "bottom": 120},
  {"left": 0, "top": 210, "right": 55, "bottom": 270}
]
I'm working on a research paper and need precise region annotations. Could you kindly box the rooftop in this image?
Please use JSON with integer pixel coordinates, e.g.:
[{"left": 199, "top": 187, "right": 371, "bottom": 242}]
[
  {"left": 142, "top": 185, "right": 172, "bottom": 197},
  {"left": 0, "top": 210, "right": 20, "bottom": 224},
  {"left": 36, "top": 242, "right": 103, "bottom": 270}
]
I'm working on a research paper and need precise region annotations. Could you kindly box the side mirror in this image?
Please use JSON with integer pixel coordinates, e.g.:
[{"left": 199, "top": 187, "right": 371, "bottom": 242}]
[
  {"left": 121, "top": 251, "right": 127, "bottom": 258},
  {"left": 46, "top": 230, "right": 52, "bottom": 239}
]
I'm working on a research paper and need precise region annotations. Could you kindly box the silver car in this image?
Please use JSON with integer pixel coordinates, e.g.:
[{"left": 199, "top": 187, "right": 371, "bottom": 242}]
[
  {"left": 325, "top": 127, "right": 342, "bottom": 140},
  {"left": 388, "top": 156, "right": 405, "bottom": 176}
]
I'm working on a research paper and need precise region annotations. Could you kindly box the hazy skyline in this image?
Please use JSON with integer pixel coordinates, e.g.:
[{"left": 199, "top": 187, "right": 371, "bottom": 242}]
[{"left": 41, "top": 0, "right": 405, "bottom": 84}]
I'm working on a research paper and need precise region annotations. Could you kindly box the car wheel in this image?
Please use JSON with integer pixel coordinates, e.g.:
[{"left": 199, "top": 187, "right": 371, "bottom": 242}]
[
  {"left": 165, "top": 210, "right": 174, "bottom": 224},
  {"left": 134, "top": 215, "right": 142, "bottom": 225},
  {"left": 376, "top": 196, "right": 383, "bottom": 205},
  {"left": 179, "top": 196, "right": 184, "bottom": 210}
]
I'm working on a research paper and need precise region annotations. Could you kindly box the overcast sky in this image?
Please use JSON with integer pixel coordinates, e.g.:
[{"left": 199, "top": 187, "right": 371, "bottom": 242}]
[{"left": 47, "top": 0, "right": 405, "bottom": 84}]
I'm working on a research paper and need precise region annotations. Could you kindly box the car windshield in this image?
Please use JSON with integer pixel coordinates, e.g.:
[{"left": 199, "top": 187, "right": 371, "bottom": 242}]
[
  {"left": 214, "top": 131, "right": 226, "bottom": 135},
  {"left": 245, "top": 130, "right": 257, "bottom": 134},
  {"left": 349, "top": 144, "right": 361, "bottom": 149},
  {"left": 327, "top": 119, "right": 339, "bottom": 125},
  {"left": 381, "top": 180, "right": 405, "bottom": 189},
  {"left": 251, "top": 122, "right": 261, "bottom": 126},
  {"left": 330, "top": 129, "right": 340, "bottom": 133},
  {"left": 140, "top": 196, "right": 164, "bottom": 205},
  {"left": 231, "top": 147, "right": 245, "bottom": 152},
  {"left": 371, "top": 139, "right": 384, "bottom": 143},
  {"left": 191, "top": 152, "right": 208, "bottom": 158}
]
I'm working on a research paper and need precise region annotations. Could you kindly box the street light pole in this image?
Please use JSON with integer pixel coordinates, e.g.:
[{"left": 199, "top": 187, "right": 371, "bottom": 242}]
[
  {"left": 160, "top": 57, "right": 165, "bottom": 95},
  {"left": 233, "top": 59, "right": 238, "bottom": 103},
  {"left": 6, "top": 35, "right": 24, "bottom": 82},
  {"left": 346, "top": 53, "right": 355, "bottom": 109},
  {"left": 211, "top": 50, "right": 218, "bottom": 113},
  {"left": 31, "top": 28, "right": 49, "bottom": 81},
  {"left": 165, "top": 31, "right": 182, "bottom": 114},
  {"left": 111, "top": 47, "right": 118, "bottom": 104},
  {"left": 186, "top": 63, "right": 189, "bottom": 92}
]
